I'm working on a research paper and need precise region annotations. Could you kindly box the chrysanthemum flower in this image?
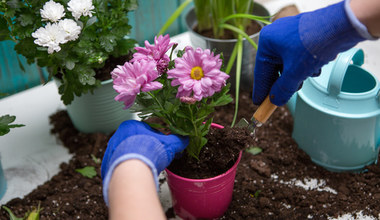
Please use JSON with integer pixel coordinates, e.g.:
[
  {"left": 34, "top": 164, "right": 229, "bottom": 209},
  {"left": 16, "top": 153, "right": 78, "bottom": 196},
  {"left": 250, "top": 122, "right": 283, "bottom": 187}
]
[
  {"left": 40, "top": 0, "right": 65, "bottom": 23},
  {"left": 167, "top": 47, "right": 229, "bottom": 101},
  {"left": 32, "top": 23, "right": 67, "bottom": 54},
  {"left": 112, "top": 60, "right": 163, "bottom": 109},
  {"left": 67, "top": 0, "right": 95, "bottom": 20},
  {"left": 131, "top": 34, "right": 174, "bottom": 74},
  {"left": 59, "top": 19, "right": 82, "bottom": 41}
]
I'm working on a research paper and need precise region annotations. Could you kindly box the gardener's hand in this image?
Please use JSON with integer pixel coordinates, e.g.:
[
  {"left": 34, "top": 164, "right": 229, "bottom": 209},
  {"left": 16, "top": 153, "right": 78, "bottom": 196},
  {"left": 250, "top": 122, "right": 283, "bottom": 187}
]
[
  {"left": 252, "top": 0, "right": 376, "bottom": 106},
  {"left": 101, "top": 120, "right": 188, "bottom": 205}
]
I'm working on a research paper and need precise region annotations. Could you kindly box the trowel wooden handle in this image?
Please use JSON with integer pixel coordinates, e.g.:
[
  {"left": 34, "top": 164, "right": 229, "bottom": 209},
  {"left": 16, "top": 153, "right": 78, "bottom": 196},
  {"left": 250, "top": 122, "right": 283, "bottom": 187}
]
[{"left": 253, "top": 96, "right": 278, "bottom": 124}]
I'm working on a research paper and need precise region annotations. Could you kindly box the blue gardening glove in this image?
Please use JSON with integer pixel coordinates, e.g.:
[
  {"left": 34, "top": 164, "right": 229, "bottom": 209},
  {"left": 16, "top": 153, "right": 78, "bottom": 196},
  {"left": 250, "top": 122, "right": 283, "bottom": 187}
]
[
  {"left": 252, "top": 0, "right": 376, "bottom": 106},
  {"left": 101, "top": 120, "right": 189, "bottom": 205}
]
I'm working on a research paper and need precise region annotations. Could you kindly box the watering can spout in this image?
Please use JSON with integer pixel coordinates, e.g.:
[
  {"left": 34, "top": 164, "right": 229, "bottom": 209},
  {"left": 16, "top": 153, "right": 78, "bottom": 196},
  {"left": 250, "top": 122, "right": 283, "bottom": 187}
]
[{"left": 286, "top": 93, "right": 297, "bottom": 116}]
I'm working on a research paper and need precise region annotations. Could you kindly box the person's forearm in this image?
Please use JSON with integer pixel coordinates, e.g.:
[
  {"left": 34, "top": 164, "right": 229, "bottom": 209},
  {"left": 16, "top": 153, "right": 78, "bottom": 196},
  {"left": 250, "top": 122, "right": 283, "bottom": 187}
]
[
  {"left": 350, "top": 0, "right": 380, "bottom": 37},
  {"left": 108, "top": 159, "right": 166, "bottom": 220}
]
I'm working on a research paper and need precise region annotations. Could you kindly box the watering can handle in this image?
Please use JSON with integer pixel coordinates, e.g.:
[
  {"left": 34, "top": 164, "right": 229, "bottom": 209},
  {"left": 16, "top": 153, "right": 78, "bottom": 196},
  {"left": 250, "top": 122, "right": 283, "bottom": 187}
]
[
  {"left": 327, "top": 48, "right": 364, "bottom": 97},
  {"left": 253, "top": 95, "right": 278, "bottom": 124}
]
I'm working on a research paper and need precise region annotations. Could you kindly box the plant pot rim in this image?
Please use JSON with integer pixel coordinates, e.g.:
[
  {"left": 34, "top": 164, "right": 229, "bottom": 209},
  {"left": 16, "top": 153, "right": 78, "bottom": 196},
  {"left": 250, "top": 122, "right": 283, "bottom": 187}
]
[
  {"left": 185, "top": 6, "right": 265, "bottom": 43},
  {"left": 165, "top": 150, "right": 242, "bottom": 182},
  {"left": 101, "top": 78, "right": 113, "bottom": 85}
]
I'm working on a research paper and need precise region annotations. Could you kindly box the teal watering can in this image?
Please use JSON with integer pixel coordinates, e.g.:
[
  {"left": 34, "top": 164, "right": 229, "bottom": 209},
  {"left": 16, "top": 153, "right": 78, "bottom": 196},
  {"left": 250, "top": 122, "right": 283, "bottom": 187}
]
[{"left": 287, "top": 48, "right": 380, "bottom": 172}]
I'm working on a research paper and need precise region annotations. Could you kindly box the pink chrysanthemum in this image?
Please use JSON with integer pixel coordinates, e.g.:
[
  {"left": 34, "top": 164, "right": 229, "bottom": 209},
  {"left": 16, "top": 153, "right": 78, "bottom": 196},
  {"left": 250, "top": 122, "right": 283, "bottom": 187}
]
[
  {"left": 112, "top": 59, "right": 163, "bottom": 109},
  {"left": 131, "top": 34, "right": 174, "bottom": 74},
  {"left": 167, "top": 47, "right": 229, "bottom": 101}
]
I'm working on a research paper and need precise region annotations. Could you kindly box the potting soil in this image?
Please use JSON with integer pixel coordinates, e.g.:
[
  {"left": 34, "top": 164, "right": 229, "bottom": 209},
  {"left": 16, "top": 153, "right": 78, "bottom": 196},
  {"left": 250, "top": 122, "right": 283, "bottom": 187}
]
[{"left": 1, "top": 91, "right": 380, "bottom": 219}]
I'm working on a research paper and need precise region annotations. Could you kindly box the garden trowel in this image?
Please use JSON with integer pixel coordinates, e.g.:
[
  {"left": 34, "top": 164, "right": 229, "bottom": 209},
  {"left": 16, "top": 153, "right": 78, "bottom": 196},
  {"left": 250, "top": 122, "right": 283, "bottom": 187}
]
[{"left": 235, "top": 95, "right": 277, "bottom": 136}]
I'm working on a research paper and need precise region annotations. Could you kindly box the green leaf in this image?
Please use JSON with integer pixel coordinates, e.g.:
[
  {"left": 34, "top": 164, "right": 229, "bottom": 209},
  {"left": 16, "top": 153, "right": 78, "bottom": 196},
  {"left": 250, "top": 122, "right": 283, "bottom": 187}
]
[
  {"left": 0, "top": 115, "right": 15, "bottom": 126},
  {"left": 0, "top": 16, "right": 11, "bottom": 41},
  {"left": 254, "top": 190, "right": 261, "bottom": 198},
  {"left": 164, "top": 101, "right": 175, "bottom": 113},
  {"left": 175, "top": 109, "right": 191, "bottom": 120},
  {"left": 14, "top": 38, "right": 38, "bottom": 61},
  {"left": 65, "top": 60, "right": 76, "bottom": 70},
  {"left": 201, "top": 118, "right": 212, "bottom": 136},
  {"left": 75, "top": 166, "right": 97, "bottom": 178},
  {"left": 91, "top": 154, "right": 101, "bottom": 164},
  {"left": 2, "top": 206, "right": 23, "bottom": 220},
  {"left": 125, "top": 0, "right": 138, "bottom": 10},
  {"left": 4, "top": 9, "right": 16, "bottom": 18},
  {"left": 200, "top": 136, "right": 208, "bottom": 148},
  {"left": 6, "top": 0, "right": 22, "bottom": 9},
  {"left": 16, "top": 56, "right": 26, "bottom": 72},
  {"left": 168, "top": 125, "right": 189, "bottom": 136},
  {"left": 0, "top": 115, "right": 24, "bottom": 136},
  {"left": 246, "top": 146, "right": 262, "bottom": 155},
  {"left": 26, "top": 203, "right": 42, "bottom": 220},
  {"left": 86, "top": 16, "right": 97, "bottom": 27},
  {"left": 212, "top": 95, "right": 233, "bottom": 107},
  {"left": 99, "top": 35, "right": 117, "bottom": 52},
  {"left": 144, "top": 122, "right": 166, "bottom": 130},
  {"left": 78, "top": 70, "right": 96, "bottom": 85},
  {"left": 112, "top": 38, "right": 136, "bottom": 57},
  {"left": 18, "top": 14, "right": 34, "bottom": 27}
]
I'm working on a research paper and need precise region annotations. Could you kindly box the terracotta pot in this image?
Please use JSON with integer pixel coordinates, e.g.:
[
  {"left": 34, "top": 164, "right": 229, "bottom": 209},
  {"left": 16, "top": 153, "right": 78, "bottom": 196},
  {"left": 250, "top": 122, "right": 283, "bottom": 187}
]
[
  {"left": 165, "top": 124, "right": 242, "bottom": 219},
  {"left": 185, "top": 4, "right": 270, "bottom": 92},
  {"left": 55, "top": 78, "right": 140, "bottom": 134}
]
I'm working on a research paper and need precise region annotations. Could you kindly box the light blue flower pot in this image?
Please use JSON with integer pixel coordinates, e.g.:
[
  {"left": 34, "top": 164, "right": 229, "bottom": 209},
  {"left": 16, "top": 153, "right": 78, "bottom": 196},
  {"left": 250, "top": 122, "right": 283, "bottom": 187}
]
[
  {"left": 287, "top": 48, "right": 380, "bottom": 172},
  {"left": 0, "top": 155, "right": 6, "bottom": 200},
  {"left": 63, "top": 79, "right": 141, "bottom": 134}
]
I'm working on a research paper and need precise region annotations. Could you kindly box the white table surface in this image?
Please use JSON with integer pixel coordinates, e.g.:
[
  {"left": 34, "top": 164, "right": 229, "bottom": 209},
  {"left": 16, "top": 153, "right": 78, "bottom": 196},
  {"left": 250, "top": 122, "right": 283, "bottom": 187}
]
[
  {"left": 1, "top": 1, "right": 380, "bottom": 218},
  {"left": 0, "top": 82, "right": 70, "bottom": 204}
]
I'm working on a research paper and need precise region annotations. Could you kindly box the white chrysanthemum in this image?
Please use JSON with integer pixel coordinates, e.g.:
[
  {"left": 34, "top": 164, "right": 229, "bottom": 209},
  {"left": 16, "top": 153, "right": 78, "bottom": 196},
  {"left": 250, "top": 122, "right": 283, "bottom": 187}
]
[
  {"left": 59, "top": 19, "right": 82, "bottom": 41},
  {"left": 32, "top": 23, "right": 67, "bottom": 54},
  {"left": 40, "top": 0, "right": 65, "bottom": 22},
  {"left": 67, "top": 0, "right": 95, "bottom": 20}
]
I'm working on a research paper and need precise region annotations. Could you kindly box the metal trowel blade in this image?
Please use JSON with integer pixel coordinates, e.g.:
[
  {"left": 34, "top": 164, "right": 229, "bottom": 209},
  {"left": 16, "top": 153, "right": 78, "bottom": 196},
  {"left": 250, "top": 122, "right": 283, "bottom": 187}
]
[{"left": 235, "top": 118, "right": 256, "bottom": 136}]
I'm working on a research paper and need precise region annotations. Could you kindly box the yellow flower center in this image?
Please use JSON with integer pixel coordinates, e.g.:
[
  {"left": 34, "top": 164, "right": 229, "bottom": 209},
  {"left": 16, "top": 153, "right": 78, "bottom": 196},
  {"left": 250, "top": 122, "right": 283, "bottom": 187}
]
[{"left": 190, "top": 66, "right": 204, "bottom": 80}]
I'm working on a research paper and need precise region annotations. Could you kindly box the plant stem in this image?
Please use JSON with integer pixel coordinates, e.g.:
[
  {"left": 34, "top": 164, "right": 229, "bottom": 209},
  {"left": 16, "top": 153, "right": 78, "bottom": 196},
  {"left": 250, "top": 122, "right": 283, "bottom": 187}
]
[
  {"left": 194, "top": 0, "right": 212, "bottom": 32},
  {"left": 234, "top": 0, "right": 252, "bottom": 30},
  {"left": 231, "top": 33, "right": 243, "bottom": 127},
  {"left": 147, "top": 91, "right": 173, "bottom": 124},
  {"left": 225, "top": 42, "right": 238, "bottom": 74},
  {"left": 187, "top": 104, "right": 199, "bottom": 138},
  {"left": 219, "top": 23, "right": 257, "bottom": 50},
  {"left": 221, "top": 14, "right": 272, "bottom": 25},
  {"left": 158, "top": 0, "right": 193, "bottom": 36},
  {"left": 210, "top": 0, "right": 234, "bottom": 38}
]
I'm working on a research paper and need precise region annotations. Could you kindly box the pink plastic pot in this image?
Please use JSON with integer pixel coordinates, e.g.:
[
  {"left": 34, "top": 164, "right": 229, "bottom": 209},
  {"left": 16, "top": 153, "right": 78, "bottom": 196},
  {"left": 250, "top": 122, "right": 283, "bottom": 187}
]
[{"left": 165, "top": 123, "right": 242, "bottom": 219}]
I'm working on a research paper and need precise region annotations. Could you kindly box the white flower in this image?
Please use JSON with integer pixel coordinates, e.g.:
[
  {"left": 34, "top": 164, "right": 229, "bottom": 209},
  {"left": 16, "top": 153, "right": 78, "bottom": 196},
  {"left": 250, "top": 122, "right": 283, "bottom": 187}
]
[
  {"left": 32, "top": 23, "right": 67, "bottom": 54},
  {"left": 67, "top": 0, "right": 95, "bottom": 20},
  {"left": 59, "top": 19, "right": 82, "bottom": 41},
  {"left": 40, "top": 0, "right": 65, "bottom": 23}
]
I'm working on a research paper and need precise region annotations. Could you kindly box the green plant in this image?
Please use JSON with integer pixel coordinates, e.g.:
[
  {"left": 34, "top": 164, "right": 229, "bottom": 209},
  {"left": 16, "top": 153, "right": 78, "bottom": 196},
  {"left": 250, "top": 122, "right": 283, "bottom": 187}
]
[
  {"left": 113, "top": 35, "right": 232, "bottom": 159},
  {"left": 2, "top": 203, "right": 42, "bottom": 220},
  {"left": 75, "top": 166, "right": 97, "bottom": 178},
  {"left": 0, "top": 0, "right": 138, "bottom": 105},
  {"left": 246, "top": 146, "right": 262, "bottom": 155},
  {"left": 90, "top": 154, "right": 101, "bottom": 164},
  {"left": 0, "top": 114, "right": 24, "bottom": 136},
  {"left": 158, "top": 0, "right": 271, "bottom": 127}
]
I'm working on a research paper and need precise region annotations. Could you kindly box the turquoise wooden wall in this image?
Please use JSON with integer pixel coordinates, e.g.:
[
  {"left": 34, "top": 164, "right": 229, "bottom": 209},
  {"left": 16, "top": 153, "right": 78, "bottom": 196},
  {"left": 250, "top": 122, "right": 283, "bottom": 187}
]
[
  {"left": 0, "top": 0, "right": 191, "bottom": 97},
  {"left": 128, "top": 0, "right": 190, "bottom": 45},
  {"left": 0, "top": 41, "right": 49, "bottom": 97}
]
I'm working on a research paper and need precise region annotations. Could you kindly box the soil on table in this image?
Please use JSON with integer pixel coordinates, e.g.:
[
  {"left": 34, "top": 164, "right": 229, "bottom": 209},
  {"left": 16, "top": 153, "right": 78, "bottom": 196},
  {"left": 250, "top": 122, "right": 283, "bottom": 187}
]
[{"left": 1, "top": 91, "right": 380, "bottom": 219}]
